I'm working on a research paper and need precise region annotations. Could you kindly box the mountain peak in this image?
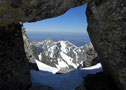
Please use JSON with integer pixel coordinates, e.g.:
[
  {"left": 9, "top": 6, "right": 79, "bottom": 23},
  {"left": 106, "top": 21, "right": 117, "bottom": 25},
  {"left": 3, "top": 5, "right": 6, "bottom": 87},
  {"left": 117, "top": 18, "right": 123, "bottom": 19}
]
[
  {"left": 41, "top": 38, "right": 55, "bottom": 45},
  {"left": 57, "top": 40, "right": 77, "bottom": 48},
  {"left": 30, "top": 39, "right": 99, "bottom": 72}
]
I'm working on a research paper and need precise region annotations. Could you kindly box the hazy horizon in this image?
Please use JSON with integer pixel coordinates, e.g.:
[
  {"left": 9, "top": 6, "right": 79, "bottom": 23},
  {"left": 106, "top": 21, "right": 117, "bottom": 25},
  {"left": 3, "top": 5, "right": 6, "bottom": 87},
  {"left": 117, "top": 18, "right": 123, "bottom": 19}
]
[{"left": 27, "top": 32, "right": 90, "bottom": 46}]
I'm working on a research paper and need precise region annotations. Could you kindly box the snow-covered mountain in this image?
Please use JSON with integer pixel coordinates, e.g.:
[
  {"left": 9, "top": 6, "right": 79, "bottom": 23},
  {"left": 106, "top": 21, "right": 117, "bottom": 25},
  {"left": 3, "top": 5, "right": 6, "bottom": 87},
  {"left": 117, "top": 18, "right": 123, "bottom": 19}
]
[
  {"left": 31, "top": 39, "right": 98, "bottom": 73},
  {"left": 30, "top": 38, "right": 55, "bottom": 54}
]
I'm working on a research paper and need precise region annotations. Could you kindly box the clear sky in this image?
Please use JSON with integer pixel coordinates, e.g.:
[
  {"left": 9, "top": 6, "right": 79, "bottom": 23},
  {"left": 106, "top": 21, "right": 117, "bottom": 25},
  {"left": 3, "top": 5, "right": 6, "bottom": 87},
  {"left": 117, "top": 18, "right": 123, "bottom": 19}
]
[{"left": 24, "top": 4, "right": 87, "bottom": 34}]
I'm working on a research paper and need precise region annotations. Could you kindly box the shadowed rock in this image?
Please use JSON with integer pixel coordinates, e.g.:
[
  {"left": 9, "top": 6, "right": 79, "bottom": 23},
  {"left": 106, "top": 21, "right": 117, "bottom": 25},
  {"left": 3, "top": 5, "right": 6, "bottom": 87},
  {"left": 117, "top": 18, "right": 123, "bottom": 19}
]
[
  {"left": 0, "top": 0, "right": 89, "bottom": 25},
  {"left": 0, "top": 0, "right": 125, "bottom": 90},
  {"left": 0, "top": 23, "right": 31, "bottom": 90},
  {"left": 85, "top": 72, "right": 119, "bottom": 90},
  {"left": 75, "top": 85, "right": 87, "bottom": 90},
  {"left": 86, "top": 0, "right": 126, "bottom": 90}
]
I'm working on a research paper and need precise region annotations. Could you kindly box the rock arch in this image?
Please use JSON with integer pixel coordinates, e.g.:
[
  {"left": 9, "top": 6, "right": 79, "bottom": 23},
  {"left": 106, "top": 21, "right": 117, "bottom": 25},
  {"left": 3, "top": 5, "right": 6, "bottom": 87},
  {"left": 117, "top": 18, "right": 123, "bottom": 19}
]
[{"left": 0, "top": 0, "right": 125, "bottom": 90}]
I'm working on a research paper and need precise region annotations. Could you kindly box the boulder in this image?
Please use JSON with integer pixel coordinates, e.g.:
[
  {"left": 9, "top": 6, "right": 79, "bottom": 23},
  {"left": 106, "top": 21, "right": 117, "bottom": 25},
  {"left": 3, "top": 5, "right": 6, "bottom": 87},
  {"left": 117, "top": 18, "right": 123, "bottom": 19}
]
[
  {"left": 82, "top": 43, "right": 99, "bottom": 67},
  {"left": 86, "top": 0, "right": 126, "bottom": 90},
  {"left": 0, "top": 23, "right": 31, "bottom": 90}
]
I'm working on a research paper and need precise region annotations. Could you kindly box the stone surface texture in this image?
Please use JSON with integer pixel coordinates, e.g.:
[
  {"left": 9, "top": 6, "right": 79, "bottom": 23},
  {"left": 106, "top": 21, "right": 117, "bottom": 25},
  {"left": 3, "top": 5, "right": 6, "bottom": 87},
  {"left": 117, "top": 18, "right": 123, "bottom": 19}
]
[
  {"left": 0, "top": 23, "right": 31, "bottom": 90},
  {"left": 0, "top": 0, "right": 125, "bottom": 90},
  {"left": 86, "top": 0, "right": 126, "bottom": 90},
  {"left": 22, "top": 26, "right": 39, "bottom": 63},
  {"left": 0, "top": 0, "right": 88, "bottom": 25}
]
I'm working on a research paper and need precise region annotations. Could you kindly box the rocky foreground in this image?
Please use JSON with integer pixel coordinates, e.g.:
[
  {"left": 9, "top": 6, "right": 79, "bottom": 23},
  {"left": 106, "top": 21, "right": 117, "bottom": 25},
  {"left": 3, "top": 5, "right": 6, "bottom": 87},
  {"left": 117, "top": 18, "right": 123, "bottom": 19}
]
[{"left": 0, "top": 0, "right": 125, "bottom": 89}]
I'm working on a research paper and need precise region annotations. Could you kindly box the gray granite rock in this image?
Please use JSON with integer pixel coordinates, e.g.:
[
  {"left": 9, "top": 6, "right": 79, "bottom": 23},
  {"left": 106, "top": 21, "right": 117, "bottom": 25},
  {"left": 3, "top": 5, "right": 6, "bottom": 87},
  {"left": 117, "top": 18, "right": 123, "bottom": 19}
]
[
  {"left": 82, "top": 43, "right": 99, "bottom": 67},
  {"left": 22, "top": 26, "right": 39, "bottom": 70},
  {"left": 0, "top": 0, "right": 88, "bottom": 25},
  {"left": 86, "top": 0, "right": 126, "bottom": 90},
  {"left": 0, "top": 0, "right": 125, "bottom": 90},
  {"left": 22, "top": 26, "right": 39, "bottom": 63}
]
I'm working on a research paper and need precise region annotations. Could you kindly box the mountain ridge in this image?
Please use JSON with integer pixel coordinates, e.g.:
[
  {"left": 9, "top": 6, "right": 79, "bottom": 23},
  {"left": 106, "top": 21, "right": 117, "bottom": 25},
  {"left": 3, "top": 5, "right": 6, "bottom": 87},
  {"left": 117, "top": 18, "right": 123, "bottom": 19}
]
[{"left": 31, "top": 39, "right": 99, "bottom": 73}]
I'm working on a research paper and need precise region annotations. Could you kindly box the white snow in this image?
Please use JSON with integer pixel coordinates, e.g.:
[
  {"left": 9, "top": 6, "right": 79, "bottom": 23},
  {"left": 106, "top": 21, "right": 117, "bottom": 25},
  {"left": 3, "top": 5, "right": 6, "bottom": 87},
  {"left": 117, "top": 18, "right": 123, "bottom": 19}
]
[
  {"left": 82, "top": 63, "right": 102, "bottom": 70},
  {"left": 48, "top": 45, "right": 57, "bottom": 58},
  {"left": 38, "top": 53, "right": 42, "bottom": 60},
  {"left": 60, "top": 52, "right": 77, "bottom": 68},
  {"left": 57, "top": 59, "right": 69, "bottom": 68},
  {"left": 60, "top": 41, "right": 68, "bottom": 54},
  {"left": 35, "top": 59, "right": 59, "bottom": 74},
  {"left": 31, "top": 63, "right": 103, "bottom": 90},
  {"left": 60, "top": 52, "right": 72, "bottom": 61},
  {"left": 35, "top": 40, "right": 94, "bottom": 69}
]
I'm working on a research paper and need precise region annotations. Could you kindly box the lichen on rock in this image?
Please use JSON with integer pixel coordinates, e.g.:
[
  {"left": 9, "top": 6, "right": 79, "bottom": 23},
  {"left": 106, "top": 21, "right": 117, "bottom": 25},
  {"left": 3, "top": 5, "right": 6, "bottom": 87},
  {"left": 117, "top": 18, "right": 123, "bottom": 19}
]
[{"left": 0, "top": 0, "right": 88, "bottom": 26}]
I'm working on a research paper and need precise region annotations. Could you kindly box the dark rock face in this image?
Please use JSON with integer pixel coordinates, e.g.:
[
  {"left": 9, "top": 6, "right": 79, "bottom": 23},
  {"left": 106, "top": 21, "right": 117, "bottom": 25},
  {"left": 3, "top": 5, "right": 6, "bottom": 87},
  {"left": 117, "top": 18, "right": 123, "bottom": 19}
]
[
  {"left": 0, "top": 0, "right": 125, "bottom": 90},
  {"left": 75, "top": 85, "right": 87, "bottom": 90},
  {"left": 86, "top": 0, "right": 126, "bottom": 90},
  {"left": 85, "top": 72, "right": 119, "bottom": 90},
  {"left": 0, "top": 0, "right": 88, "bottom": 25},
  {"left": 0, "top": 23, "right": 31, "bottom": 90}
]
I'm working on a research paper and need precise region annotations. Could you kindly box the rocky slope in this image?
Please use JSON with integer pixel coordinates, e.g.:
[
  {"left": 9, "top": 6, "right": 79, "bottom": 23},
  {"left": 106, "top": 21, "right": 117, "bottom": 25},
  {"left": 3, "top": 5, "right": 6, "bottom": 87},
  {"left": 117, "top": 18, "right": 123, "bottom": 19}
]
[
  {"left": 23, "top": 26, "right": 39, "bottom": 63},
  {"left": 31, "top": 39, "right": 99, "bottom": 72}
]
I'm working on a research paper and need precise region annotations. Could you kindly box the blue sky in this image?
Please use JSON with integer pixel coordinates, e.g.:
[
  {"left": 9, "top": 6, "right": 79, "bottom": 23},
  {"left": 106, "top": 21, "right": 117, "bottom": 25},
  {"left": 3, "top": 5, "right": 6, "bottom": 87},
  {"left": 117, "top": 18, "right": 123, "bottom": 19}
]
[{"left": 24, "top": 4, "right": 87, "bottom": 33}]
